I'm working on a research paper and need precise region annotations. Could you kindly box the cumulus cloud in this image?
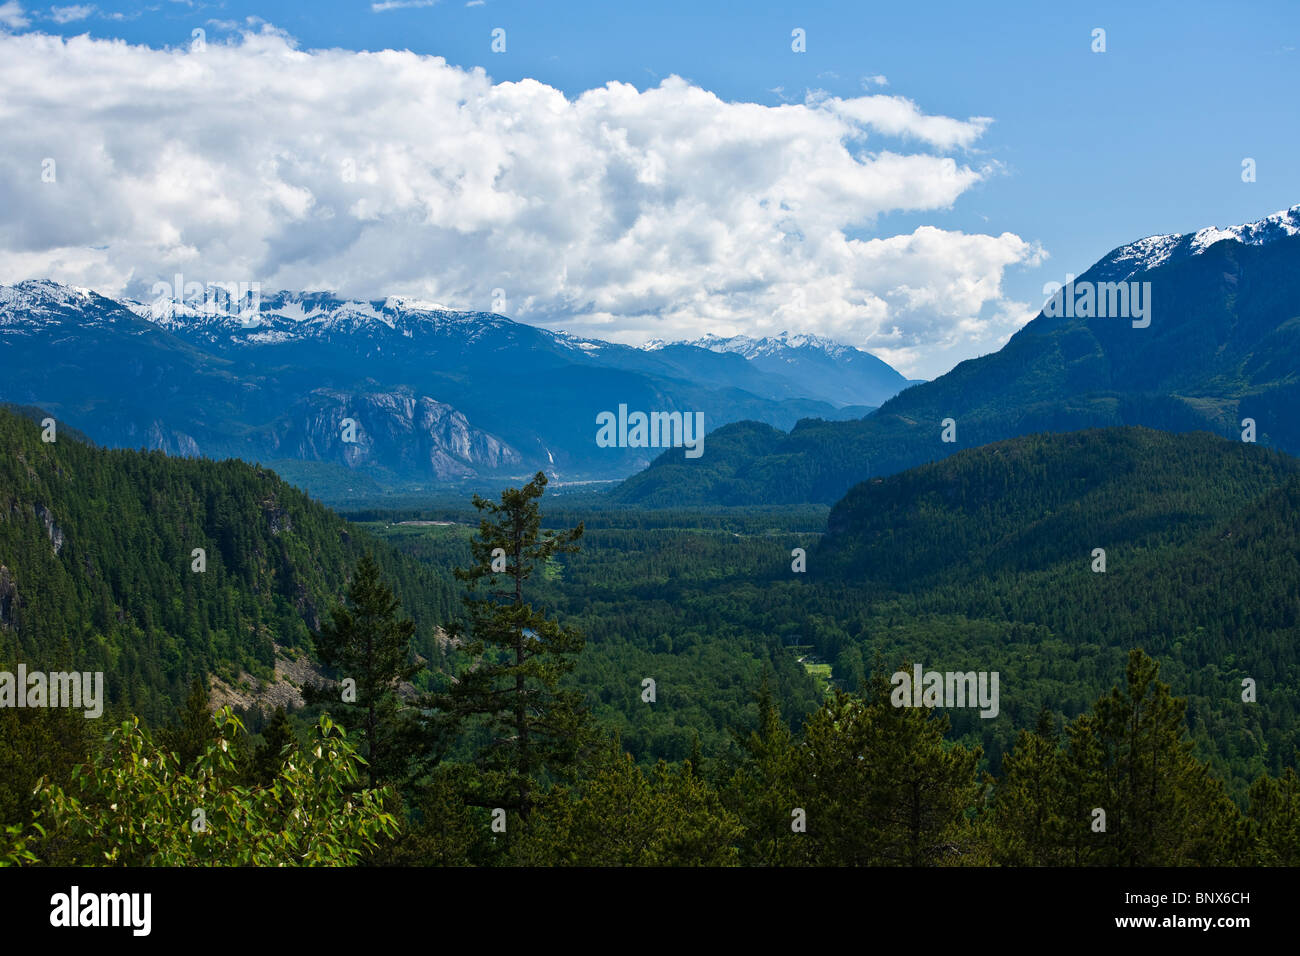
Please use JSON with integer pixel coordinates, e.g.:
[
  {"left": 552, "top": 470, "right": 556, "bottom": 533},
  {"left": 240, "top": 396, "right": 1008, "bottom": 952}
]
[
  {"left": 48, "top": 4, "right": 95, "bottom": 23},
  {"left": 0, "top": 27, "right": 1041, "bottom": 368},
  {"left": 0, "top": 2, "right": 28, "bottom": 28}
]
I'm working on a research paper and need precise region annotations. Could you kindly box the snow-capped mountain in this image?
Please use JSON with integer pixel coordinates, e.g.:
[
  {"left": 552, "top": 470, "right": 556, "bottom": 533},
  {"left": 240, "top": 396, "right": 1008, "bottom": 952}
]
[
  {"left": 0, "top": 280, "right": 910, "bottom": 493},
  {"left": 0, "top": 279, "right": 137, "bottom": 331},
  {"left": 122, "top": 288, "right": 518, "bottom": 348},
  {"left": 645, "top": 331, "right": 921, "bottom": 408},
  {"left": 652, "top": 331, "right": 857, "bottom": 361},
  {"left": 1091, "top": 204, "right": 1300, "bottom": 282}
]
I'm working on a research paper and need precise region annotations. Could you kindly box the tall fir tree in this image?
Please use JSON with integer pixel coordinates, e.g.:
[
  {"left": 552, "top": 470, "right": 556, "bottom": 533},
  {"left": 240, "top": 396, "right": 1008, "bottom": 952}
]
[
  {"left": 250, "top": 706, "right": 297, "bottom": 786},
  {"left": 992, "top": 706, "right": 1072, "bottom": 865},
  {"left": 312, "top": 552, "right": 421, "bottom": 786},
  {"left": 724, "top": 676, "right": 807, "bottom": 865},
  {"left": 1075, "top": 649, "right": 1244, "bottom": 865},
  {"left": 439, "top": 471, "right": 588, "bottom": 821},
  {"left": 1246, "top": 762, "right": 1300, "bottom": 865}
]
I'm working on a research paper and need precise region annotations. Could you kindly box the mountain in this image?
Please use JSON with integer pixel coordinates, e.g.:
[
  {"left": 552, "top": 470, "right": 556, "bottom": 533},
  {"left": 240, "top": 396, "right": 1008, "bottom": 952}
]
[
  {"left": 613, "top": 205, "right": 1300, "bottom": 506},
  {"left": 0, "top": 282, "right": 911, "bottom": 494},
  {"left": 646, "top": 331, "right": 922, "bottom": 407},
  {"left": 799, "top": 427, "right": 1300, "bottom": 791},
  {"left": 1087, "top": 204, "right": 1300, "bottom": 282},
  {"left": 0, "top": 404, "right": 453, "bottom": 721},
  {"left": 819, "top": 427, "right": 1300, "bottom": 586}
]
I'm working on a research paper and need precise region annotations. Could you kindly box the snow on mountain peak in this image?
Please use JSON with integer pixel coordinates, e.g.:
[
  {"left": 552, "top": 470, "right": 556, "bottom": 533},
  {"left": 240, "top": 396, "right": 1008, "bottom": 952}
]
[
  {"left": 648, "top": 330, "right": 855, "bottom": 360},
  {"left": 0, "top": 279, "right": 119, "bottom": 331},
  {"left": 1100, "top": 204, "right": 1300, "bottom": 280}
]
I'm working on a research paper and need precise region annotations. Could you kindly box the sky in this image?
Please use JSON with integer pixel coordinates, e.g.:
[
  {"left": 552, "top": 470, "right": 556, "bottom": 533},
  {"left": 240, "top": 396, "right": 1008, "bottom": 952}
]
[{"left": 0, "top": 0, "right": 1296, "bottom": 379}]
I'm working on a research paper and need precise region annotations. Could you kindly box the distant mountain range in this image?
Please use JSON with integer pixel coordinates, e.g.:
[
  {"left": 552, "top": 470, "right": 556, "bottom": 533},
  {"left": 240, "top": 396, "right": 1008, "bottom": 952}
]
[
  {"left": 613, "top": 204, "right": 1300, "bottom": 506},
  {"left": 645, "top": 332, "right": 923, "bottom": 407},
  {"left": 0, "top": 282, "right": 916, "bottom": 493}
]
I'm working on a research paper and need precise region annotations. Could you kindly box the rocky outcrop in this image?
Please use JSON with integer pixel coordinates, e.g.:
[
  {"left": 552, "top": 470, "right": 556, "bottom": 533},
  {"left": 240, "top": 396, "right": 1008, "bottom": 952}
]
[
  {"left": 269, "top": 386, "right": 522, "bottom": 481},
  {"left": 34, "top": 503, "right": 64, "bottom": 555}
]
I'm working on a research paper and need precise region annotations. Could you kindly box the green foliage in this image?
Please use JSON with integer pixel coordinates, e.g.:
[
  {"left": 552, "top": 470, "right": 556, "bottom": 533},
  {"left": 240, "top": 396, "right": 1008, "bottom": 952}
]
[
  {"left": 995, "top": 651, "right": 1246, "bottom": 865},
  {"left": 0, "top": 701, "right": 94, "bottom": 851},
  {"left": 438, "top": 472, "right": 590, "bottom": 815},
  {"left": 5, "top": 407, "right": 1299, "bottom": 866},
  {"left": 311, "top": 552, "right": 421, "bottom": 785},
  {"left": 364, "top": 766, "right": 491, "bottom": 866},
  {"left": 798, "top": 678, "right": 986, "bottom": 866},
  {"left": 1246, "top": 764, "right": 1300, "bottom": 865},
  {"left": 0, "top": 822, "right": 43, "bottom": 866},
  {"left": 32, "top": 708, "right": 399, "bottom": 866},
  {"left": 511, "top": 736, "right": 742, "bottom": 866},
  {"left": 0, "top": 404, "right": 453, "bottom": 723}
]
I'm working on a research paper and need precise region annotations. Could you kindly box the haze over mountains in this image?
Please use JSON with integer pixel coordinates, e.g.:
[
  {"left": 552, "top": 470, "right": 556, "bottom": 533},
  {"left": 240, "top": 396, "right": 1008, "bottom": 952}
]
[
  {"left": 647, "top": 332, "right": 922, "bottom": 407},
  {"left": 3, "top": 204, "right": 1297, "bottom": 506},
  {"left": 0, "top": 281, "right": 914, "bottom": 494},
  {"left": 615, "top": 205, "right": 1300, "bottom": 506}
]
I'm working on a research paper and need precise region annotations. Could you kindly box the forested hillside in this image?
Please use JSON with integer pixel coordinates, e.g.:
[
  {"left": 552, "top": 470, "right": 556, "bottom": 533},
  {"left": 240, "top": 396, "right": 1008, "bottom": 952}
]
[
  {"left": 0, "top": 405, "right": 453, "bottom": 722},
  {"left": 822, "top": 428, "right": 1300, "bottom": 585}
]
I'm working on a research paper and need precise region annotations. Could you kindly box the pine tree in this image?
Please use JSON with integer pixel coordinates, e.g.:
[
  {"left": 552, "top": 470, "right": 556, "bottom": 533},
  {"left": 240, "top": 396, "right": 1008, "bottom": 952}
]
[
  {"left": 724, "top": 676, "right": 807, "bottom": 865},
  {"left": 1246, "top": 763, "right": 1300, "bottom": 865},
  {"left": 1061, "top": 649, "right": 1244, "bottom": 865},
  {"left": 439, "top": 471, "right": 588, "bottom": 820},
  {"left": 251, "top": 706, "right": 296, "bottom": 786},
  {"left": 158, "top": 676, "right": 215, "bottom": 766},
  {"left": 312, "top": 552, "right": 420, "bottom": 786},
  {"left": 799, "top": 673, "right": 984, "bottom": 866},
  {"left": 992, "top": 706, "right": 1071, "bottom": 865}
]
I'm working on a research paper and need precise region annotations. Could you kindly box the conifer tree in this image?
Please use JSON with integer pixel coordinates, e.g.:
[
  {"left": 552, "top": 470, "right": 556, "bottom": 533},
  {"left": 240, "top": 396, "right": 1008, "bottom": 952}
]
[
  {"left": 992, "top": 706, "right": 1071, "bottom": 865},
  {"left": 1246, "top": 763, "right": 1300, "bottom": 865},
  {"left": 251, "top": 706, "right": 296, "bottom": 786},
  {"left": 312, "top": 552, "right": 420, "bottom": 785},
  {"left": 725, "top": 676, "right": 807, "bottom": 865},
  {"left": 800, "top": 673, "right": 984, "bottom": 866},
  {"left": 1073, "top": 649, "right": 1243, "bottom": 865},
  {"left": 158, "top": 675, "right": 216, "bottom": 766},
  {"left": 439, "top": 471, "right": 587, "bottom": 819}
]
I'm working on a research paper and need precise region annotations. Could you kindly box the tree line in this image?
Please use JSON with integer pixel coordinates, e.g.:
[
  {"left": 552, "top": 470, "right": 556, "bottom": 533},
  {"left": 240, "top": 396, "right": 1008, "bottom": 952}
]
[{"left": 4, "top": 471, "right": 1297, "bottom": 866}]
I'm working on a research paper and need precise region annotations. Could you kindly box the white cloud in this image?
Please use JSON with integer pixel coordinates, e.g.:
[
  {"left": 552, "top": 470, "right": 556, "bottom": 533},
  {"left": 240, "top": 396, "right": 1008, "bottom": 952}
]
[
  {"left": 0, "top": 2, "right": 28, "bottom": 28},
  {"left": 48, "top": 4, "right": 94, "bottom": 23},
  {"left": 371, "top": 0, "right": 435, "bottom": 11},
  {"left": 820, "top": 93, "right": 992, "bottom": 150},
  {"left": 0, "top": 27, "right": 1041, "bottom": 364}
]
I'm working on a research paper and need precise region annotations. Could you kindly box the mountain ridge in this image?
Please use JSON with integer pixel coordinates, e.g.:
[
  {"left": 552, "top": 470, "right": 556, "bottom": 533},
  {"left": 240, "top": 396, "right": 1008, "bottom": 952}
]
[
  {"left": 612, "top": 204, "right": 1300, "bottom": 506},
  {"left": 0, "top": 281, "right": 912, "bottom": 493}
]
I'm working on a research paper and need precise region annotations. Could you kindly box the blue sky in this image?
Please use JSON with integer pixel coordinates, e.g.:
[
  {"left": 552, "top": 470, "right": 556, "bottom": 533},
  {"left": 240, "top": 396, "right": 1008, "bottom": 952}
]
[{"left": 2, "top": 0, "right": 1297, "bottom": 377}]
